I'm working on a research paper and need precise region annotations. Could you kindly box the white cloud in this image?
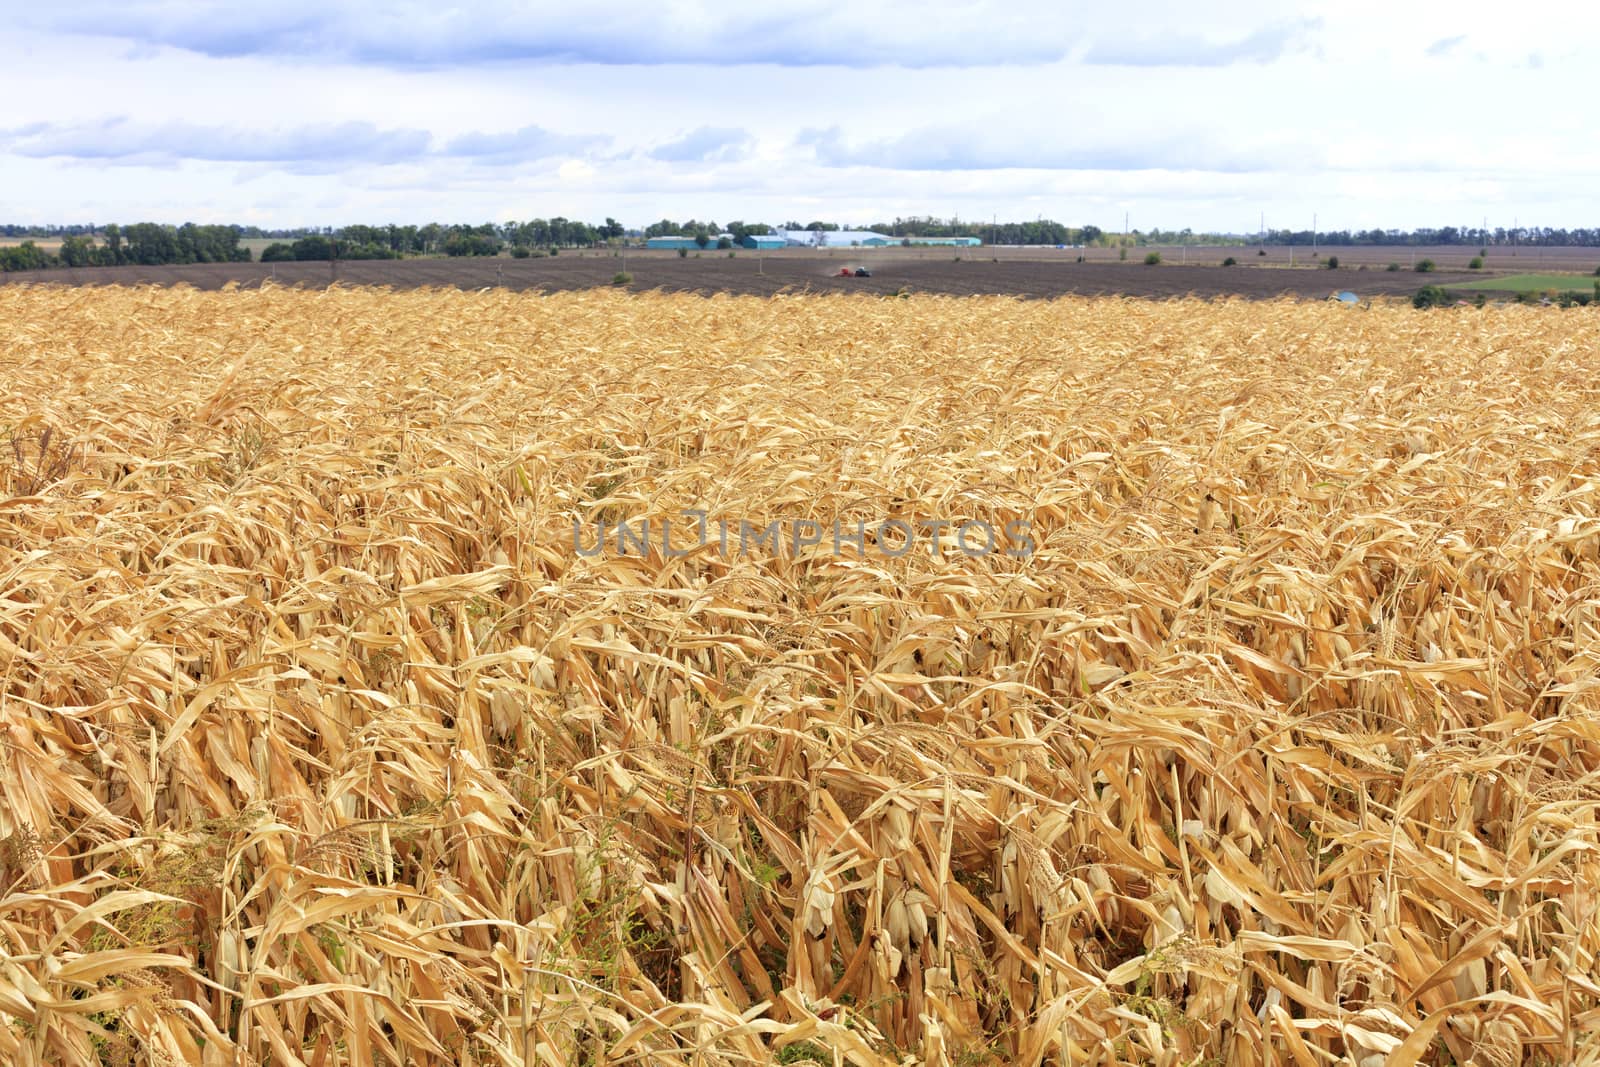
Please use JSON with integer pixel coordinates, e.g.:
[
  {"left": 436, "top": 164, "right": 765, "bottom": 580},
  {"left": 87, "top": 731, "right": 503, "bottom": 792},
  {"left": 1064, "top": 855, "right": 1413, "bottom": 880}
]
[{"left": 0, "top": 2, "right": 1594, "bottom": 230}]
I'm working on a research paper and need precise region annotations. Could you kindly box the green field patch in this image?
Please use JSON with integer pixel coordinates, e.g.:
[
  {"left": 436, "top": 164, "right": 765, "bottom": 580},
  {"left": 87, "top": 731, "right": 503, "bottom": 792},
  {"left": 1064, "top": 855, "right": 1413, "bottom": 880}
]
[{"left": 1453, "top": 272, "right": 1600, "bottom": 292}]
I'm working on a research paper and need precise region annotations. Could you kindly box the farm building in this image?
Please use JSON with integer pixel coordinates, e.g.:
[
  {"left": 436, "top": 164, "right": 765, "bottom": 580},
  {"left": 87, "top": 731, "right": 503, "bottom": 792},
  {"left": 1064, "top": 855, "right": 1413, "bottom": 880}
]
[
  {"left": 771, "top": 230, "right": 984, "bottom": 248},
  {"left": 646, "top": 236, "right": 702, "bottom": 250},
  {"left": 775, "top": 229, "right": 897, "bottom": 248},
  {"left": 740, "top": 234, "right": 786, "bottom": 250}
]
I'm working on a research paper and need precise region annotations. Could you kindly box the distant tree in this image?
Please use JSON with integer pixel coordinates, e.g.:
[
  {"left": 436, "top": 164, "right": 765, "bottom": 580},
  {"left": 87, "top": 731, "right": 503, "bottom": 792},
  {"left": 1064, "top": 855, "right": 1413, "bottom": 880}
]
[
  {"left": 1080, "top": 225, "right": 1103, "bottom": 245},
  {"left": 716, "top": 237, "right": 733, "bottom": 249},
  {"left": 291, "top": 235, "right": 336, "bottom": 260},
  {"left": 1415, "top": 259, "right": 1436, "bottom": 273},
  {"left": 260, "top": 243, "right": 296, "bottom": 262},
  {"left": 0, "top": 241, "right": 51, "bottom": 272},
  {"left": 442, "top": 228, "right": 500, "bottom": 256},
  {"left": 1469, "top": 256, "right": 1483, "bottom": 269},
  {"left": 725, "top": 221, "right": 771, "bottom": 242},
  {"left": 101, "top": 224, "right": 124, "bottom": 265},
  {"left": 1221, "top": 256, "right": 1237, "bottom": 266},
  {"left": 58, "top": 236, "right": 94, "bottom": 267},
  {"left": 1143, "top": 251, "right": 1161, "bottom": 265},
  {"left": 122, "top": 223, "right": 179, "bottom": 265},
  {"left": 1325, "top": 255, "right": 1339, "bottom": 269}
]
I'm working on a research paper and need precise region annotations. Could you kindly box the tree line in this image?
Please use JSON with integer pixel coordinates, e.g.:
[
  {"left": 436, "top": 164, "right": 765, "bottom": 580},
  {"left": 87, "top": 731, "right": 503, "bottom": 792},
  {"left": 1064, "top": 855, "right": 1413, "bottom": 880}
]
[
  {"left": 8, "top": 217, "right": 1600, "bottom": 273},
  {"left": 2, "top": 223, "right": 250, "bottom": 271},
  {"left": 1275, "top": 226, "right": 1600, "bottom": 247}
]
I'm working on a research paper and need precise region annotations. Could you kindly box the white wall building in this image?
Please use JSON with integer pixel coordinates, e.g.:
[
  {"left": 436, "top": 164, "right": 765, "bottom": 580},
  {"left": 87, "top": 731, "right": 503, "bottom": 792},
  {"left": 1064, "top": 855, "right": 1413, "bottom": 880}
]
[{"left": 774, "top": 229, "right": 897, "bottom": 248}]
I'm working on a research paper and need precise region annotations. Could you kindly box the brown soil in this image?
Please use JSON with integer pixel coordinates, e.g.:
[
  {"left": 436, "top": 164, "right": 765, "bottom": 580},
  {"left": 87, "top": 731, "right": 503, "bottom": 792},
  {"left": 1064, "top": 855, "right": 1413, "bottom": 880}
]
[{"left": 0, "top": 250, "right": 1501, "bottom": 301}]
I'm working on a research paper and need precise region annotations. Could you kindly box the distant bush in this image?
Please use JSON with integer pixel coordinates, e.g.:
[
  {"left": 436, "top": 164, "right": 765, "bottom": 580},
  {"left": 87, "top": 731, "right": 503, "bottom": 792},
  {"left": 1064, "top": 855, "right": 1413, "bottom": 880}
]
[
  {"left": 1119, "top": 246, "right": 1128, "bottom": 261},
  {"left": 1387, "top": 262, "right": 1401, "bottom": 271},
  {"left": 716, "top": 237, "right": 733, "bottom": 250},
  {"left": 611, "top": 271, "right": 632, "bottom": 286},
  {"left": 1325, "top": 255, "right": 1339, "bottom": 269},
  {"left": 509, "top": 246, "right": 531, "bottom": 258},
  {"left": 1144, "top": 251, "right": 1162, "bottom": 265},
  {"left": 1258, "top": 249, "right": 1267, "bottom": 257},
  {"left": 1468, "top": 256, "right": 1483, "bottom": 269},
  {"left": 548, "top": 246, "right": 559, "bottom": 257},
  {"left": 1413, "top": 285, "right": 1450, "bottom": 309},
  {"left": 1221, "top": 256, "right": 1237, "bottom": 267},
  {"left": 678, "top": 247, "right": 688, "bottom": 258},
  {"left": 1479, "top": 248, "right": 1487, "bottom": 257},
  {"left": 1557, "top": 290, "right": 1593, "bottom": 308},
  {"left": 1594, "top": 265, "right": 1600, "bottom": 276},
  {"left": 259, "top": 243, "right": 295, "bottom": 263},
  {"left": 1415, "top": 259, "right": 1436, "bottom": 273},
  {"left": 727, "top": 251, "right": 736, "bottom": 257}
]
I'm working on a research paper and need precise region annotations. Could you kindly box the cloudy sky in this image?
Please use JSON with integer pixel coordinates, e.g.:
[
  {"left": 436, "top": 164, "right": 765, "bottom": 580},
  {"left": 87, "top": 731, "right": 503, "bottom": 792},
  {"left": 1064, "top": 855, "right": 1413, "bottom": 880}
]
[{"left": 1, "top": 1, "right": 1591, "bottom": 232}]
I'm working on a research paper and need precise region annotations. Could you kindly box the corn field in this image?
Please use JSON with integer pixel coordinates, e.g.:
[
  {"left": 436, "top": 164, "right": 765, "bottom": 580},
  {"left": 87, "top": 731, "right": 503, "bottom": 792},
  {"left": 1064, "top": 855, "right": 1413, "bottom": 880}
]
[{"left": 3, "top": 284, "right": 1600, "bottom": 1066}]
